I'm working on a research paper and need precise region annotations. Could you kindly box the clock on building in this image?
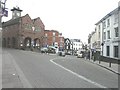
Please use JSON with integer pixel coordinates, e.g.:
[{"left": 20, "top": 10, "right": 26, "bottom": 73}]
[
  {"left": 17, "top": 13, "right": 20, "bottom": 17},
  {"left": 11, "top": 7, "right": 22, "bottom": 19}
]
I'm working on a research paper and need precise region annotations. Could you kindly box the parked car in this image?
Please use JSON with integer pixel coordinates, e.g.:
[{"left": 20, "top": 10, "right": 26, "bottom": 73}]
[
  {"left": 74, "top": 52, "right": 78, "bottom": 56},
  {"left": 65, "top": 52, "right": 71, "bottom": 55},
  {"left": 40, "top": 47, "right": 48, "bottom": 53},
  {"left": 77, "top": 53, "right": 83, "bottom": 58},
  {"left": 57, "top": 51, "right": 66, "bottom": 57},
  {"left": 47, "top": 46, "right": 56, "bottom": 53}
]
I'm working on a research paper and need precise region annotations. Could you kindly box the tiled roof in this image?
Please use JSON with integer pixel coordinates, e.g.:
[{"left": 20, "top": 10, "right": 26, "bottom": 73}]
[{"left": 2, "top": 17, "right": 21, "bottom": 27}]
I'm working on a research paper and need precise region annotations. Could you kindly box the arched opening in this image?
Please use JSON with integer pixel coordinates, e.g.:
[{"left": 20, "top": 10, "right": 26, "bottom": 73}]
[
  {"left": 2, "top": 38, "right": 6, "bottom": 47},
  {"left": 24, "top": 37, "right": 31, "bottom": 50},
  {"left": 34, "top": 38, "right": 40, "bottom": 51},
  {"left": 7, "top": 37, "right": 10, "bottom": 48},
  {"left": 12, "top": 37, "right": 16, "bottom": 48}
]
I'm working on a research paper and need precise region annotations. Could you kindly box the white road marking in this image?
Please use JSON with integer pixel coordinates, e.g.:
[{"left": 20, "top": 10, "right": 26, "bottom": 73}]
[
  {"left": 12, "top": 74, "right": 16, "bottom": 76},
  {"left": 50, "top": 58, "right": 107, "bottom": 88}
]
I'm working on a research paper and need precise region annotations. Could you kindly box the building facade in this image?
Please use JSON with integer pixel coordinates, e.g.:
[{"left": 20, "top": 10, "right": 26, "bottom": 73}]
[
  {"left": 2, "top": 7, "right": 45, "bottom": 50},
  {"left": 95, "top": 7, "right": 119, "bottom": 59},
  {"left": 44, "top": 30, "right": 64, "bottom": 50},
  {"left": 70, "top": 39, "right": 83, "bottom": 51}
]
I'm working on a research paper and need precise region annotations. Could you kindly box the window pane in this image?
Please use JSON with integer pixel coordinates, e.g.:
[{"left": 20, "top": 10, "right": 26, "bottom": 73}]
[
  {"left": 114, "top": 46, "right": 118, "bottom": 58},
  {"left": 104, "top": 32, "right": 106, "bottom": 40},
  {"left": 106, "top": 46, "right": 110, "bottom": 56},
  {"left": 107, "top": 31, "right": 110, "bottom": 39},
  {"left": 107, "top": 19, "right": 110, "bottom": 27},
  {"left": 115, "top": 27, "right": 118, "bottom": 37},
  {"left": 53, "top": 32, "right": 55, "bottom": 36}
]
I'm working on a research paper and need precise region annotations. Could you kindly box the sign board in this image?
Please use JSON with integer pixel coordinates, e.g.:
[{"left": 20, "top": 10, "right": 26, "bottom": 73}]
[
  {"left": 0, "top": 8, "right": 8, "bottom": 17},
  {"left": 2, "top": 8, "right": 8, "bottom": 17}
]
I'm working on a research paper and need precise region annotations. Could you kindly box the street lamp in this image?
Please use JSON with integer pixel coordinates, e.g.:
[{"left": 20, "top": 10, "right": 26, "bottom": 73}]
[
  {"left": 118, "top": 1, "right": 120, "bottom": 59},
  {"left": 0, "top": 0, "right": 8, "bottom": 47},
  {"left": 71, "top": 41, "right": 73, "bottom": 55}
]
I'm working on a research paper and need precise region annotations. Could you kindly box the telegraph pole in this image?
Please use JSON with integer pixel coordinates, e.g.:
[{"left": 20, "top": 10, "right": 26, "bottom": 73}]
[
  {"left": 118, "top": 1, "right": 120, "bottom": 59},
  {"left": 0, "top": 0, "right": 2, "bottom": 47},
  {"left": 0, "top": 0, "right": 2, "bottom": 90},
  {"left": 0, "top": 0, "right": 8, "bottom": 48}
]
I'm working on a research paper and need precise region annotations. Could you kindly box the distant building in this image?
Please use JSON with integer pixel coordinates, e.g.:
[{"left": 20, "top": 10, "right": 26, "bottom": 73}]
[
  {"left": 89, "top": 31, "right": 96, "bottom": 51},
  {"left": 2, "top": 7, "right": 45, "bottom": 50},
  {"left": 89, "top": 6, "right": 120, "bottom": 60},
  {"left": 44, "top": 30, "right": 64, "bottom": 50},
  {"left": 64, "top": 38, "right": 71, "bottom": 52},
  {"left": 70, "top": 39, "right": 83, "bottom": 51},
  {"left": 95, "top": 7, "right": 119, "bottom": 59}
]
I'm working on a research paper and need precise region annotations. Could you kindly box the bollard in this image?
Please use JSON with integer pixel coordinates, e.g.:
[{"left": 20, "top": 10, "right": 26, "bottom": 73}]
[
  {"left": 99, "top": 60, "right": 101, "bottom": 64},
  {"left": 93, "top": 56, "right": 96, "bottom": 62},
  {"left": 109, "top": 62, "right": 111, "bottom": 67}
]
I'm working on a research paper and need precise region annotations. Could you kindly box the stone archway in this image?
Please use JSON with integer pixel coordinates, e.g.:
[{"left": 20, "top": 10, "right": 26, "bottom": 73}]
[
  {"left": 24, "top": 37, "right": 32, "bottom": 50},
  {"left": 34, "top": 38, "right": 40, "bottom": 50},
  {"left": 12, "top": 37, "right": 16, "bottom": 48},
  {"left": 7, "top": 37, "right": 10, "bottom": 48},
  {"left": 2, "top": 38, "right": 6, "bottom": 47}
]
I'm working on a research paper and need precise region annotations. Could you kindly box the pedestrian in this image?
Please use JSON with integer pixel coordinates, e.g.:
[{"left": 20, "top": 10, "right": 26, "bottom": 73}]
[
  {"left": 85, "top": 51, "right": 87, "bottom": 60},
  {"left": 93, "top": 51, "right": 96, "bottom": 62},
  {"left": 88, "top": 51, "right": 90, "bottom": 60}
]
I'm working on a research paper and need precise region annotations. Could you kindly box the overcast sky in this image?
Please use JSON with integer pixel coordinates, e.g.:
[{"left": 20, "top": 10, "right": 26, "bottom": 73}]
[{"left": 2, "top": 0, "right": 120, "bottom": 43}]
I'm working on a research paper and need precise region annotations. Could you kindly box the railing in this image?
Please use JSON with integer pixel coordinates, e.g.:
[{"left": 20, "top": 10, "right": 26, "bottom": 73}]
[{"left": 93, "top": 53, "right": 120, "bottom": 67}]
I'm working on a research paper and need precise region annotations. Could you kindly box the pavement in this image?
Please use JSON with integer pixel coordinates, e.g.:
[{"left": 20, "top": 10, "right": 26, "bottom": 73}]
[
  {"left": 1, "top": 49, "right": 120, "bottom": 88},
  {"left": 84, "top": 58, "right": 120, "bottom": 75},
  {"left": 2, "top": 50, "right": 23, "bottom": 88}
]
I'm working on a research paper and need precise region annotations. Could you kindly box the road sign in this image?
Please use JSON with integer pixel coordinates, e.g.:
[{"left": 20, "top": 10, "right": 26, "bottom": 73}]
[
  {"left": 2, "top": 8, "right": 8, "bottom": 17},
  {"left": 0, "top": 8, "right": 8, "bottom": 17}
]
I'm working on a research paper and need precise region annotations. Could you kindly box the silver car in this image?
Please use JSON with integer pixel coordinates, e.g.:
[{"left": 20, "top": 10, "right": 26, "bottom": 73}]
[
  {"left": 57, "top": 51, "right": 66, "bottom": 57},
  {"left": 77, "top": 53, "right": 83, "bottom": 58}
]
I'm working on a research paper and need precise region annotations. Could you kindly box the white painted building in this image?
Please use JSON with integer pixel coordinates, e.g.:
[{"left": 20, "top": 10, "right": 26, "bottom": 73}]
[
  {"left": 90, "top": 31, "right": 96, "bottom": 50},
  {"left": 95, "top": 7, "right": 119, "bottom": 59},
  {"left": 70, "top": 39, "right": 83, "bottom": 51}
]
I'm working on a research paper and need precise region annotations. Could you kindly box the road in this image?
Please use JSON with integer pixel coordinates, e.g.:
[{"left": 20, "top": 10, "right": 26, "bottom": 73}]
[{"left": 2, "top": 49, "right": 118, "bottom": 88}]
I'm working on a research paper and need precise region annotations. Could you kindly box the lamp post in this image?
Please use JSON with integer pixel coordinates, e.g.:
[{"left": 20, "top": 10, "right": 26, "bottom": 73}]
[
  {"left": 0, "top": 0, "right": 8, "bottom": 47},
  {"left": 0, "top": 1, "right": 2, "bottom": 47},
  {"left": 71, "top": 41, "right": 73, "bottom": 55}
]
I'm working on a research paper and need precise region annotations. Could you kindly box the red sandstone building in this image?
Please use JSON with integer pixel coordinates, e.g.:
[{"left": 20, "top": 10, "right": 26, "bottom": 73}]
[
  {"left": 2, "top": 7, "right": 45, "bottom": 50},
  {"left": 44, "top": 30, "right": 64, "bottom": 50}
]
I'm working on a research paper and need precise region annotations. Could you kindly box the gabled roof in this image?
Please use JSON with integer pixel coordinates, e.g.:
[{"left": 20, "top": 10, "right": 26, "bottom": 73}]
[
  {"left": 70, "top": 39, "right": 81, "bottom": 42},
  {"left": 32, "top": 17, "right": 45, "bottom": 28}
]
